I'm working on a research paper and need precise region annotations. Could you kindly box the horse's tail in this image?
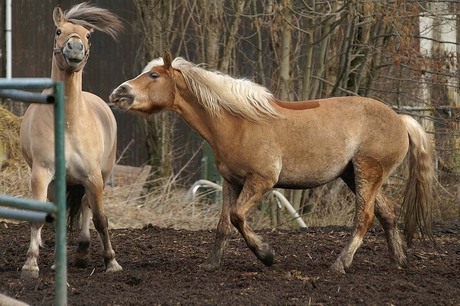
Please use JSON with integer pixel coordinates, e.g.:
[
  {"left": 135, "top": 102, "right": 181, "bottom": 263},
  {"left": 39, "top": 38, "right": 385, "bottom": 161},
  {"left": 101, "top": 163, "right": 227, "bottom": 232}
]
[
  {"left": 66, "top": 184, "right": 85, "bottom": 230},
  {"left": 399, "top": 114, "right": 435, "bottom": 247}
]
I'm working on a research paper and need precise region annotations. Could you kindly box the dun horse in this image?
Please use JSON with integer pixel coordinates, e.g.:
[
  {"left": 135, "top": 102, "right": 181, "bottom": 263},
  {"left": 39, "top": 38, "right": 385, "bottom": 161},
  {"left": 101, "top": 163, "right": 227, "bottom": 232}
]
[
  {"left": 20, "top": 3, "right": 123, "bottom": 278},
  {"left": 110, "top": 51, "right": 435, "bottom": 274}
]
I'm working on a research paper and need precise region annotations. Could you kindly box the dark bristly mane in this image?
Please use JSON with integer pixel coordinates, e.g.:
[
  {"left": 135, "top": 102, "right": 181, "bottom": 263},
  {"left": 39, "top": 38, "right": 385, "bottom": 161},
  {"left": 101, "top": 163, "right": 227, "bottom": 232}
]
[{"left": 64, "top": 2, "right": 123, "bottom": 40}]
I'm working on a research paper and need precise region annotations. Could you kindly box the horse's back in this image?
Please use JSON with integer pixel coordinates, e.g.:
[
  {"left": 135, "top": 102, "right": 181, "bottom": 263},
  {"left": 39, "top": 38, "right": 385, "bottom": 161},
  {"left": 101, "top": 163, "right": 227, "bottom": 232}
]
[
  {"left": 286, "top": 96, "right": 406, "bottom": 138},
  {"left": 306, "top": 96, "right": 408, "bottom": 156},
  {"left": 277, "top": 96, "right": 406, "bottom": 143},
  {"left": 273, "top": 96, "right": 409, "bottom": 187}
]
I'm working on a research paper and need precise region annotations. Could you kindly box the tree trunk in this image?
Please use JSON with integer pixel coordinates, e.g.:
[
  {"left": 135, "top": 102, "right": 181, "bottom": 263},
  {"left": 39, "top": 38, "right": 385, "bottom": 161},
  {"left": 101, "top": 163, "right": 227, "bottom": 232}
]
[
  {"left": 221, "top": 0, "right": 248, "bottom": 72},
  {"left": 278, "top": 0, "right": 293, "bottom": 101},
  {"left": 204, "top": 0, "right": 224, "bottom": 67}
]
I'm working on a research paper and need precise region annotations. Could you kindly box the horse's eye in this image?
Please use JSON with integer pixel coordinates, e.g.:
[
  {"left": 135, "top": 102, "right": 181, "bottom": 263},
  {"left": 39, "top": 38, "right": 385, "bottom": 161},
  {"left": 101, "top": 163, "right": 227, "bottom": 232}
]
[
  {"left": 56, "top": 29, "right": 62, "bottom": 36},
  {"left": 149, "top": 72, "right": 159, "bottom": 79},
  {"left": 86, "top": 32, "right": 91, "bottom": 39}
]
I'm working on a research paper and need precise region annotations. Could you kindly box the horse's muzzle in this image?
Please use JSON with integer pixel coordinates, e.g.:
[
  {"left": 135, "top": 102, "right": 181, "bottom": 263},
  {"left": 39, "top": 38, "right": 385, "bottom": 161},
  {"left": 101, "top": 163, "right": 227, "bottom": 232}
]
[
  {"left": 109, "top": 85, "right": 134, "bottom": 110},
  {"left": 62, "top": 39, "right": 86, "bottom": 69}
]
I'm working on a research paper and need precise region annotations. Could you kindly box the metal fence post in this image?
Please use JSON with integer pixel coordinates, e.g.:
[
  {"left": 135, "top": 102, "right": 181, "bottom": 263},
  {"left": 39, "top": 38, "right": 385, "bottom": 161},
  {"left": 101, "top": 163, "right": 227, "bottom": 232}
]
[
  {"left": 53, "top": 81, "right": 67, "bottom": 306},
  {"left": 0, "top": 78, "right": 67, "bottom": 305}
]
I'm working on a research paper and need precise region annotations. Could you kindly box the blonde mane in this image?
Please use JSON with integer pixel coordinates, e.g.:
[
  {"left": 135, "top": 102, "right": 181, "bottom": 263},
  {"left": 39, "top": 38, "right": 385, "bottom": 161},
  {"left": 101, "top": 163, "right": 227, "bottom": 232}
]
[{"left": 145, "top": 57, "right": 280, "bottom": 120}]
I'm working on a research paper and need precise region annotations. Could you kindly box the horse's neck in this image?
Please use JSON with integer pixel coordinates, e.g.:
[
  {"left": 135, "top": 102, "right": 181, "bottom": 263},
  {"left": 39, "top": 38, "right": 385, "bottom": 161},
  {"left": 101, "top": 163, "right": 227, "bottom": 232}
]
[
  {"left": 51, "top": 58, "right": 87, "bottom": 125},
  {"left": 174, "top": 95, "right": 243, "bottom": 151}
]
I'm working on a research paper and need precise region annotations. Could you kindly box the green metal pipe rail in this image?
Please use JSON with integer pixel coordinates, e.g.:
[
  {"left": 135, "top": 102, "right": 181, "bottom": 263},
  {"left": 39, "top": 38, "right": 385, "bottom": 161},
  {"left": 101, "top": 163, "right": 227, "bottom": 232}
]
[{"left": 0, "top": 78, "right": 67, "bottom": 305}]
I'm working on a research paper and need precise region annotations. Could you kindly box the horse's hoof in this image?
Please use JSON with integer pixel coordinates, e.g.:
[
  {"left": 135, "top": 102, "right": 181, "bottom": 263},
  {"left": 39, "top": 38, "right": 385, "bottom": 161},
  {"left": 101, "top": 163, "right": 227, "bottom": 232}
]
[
  {"left": 391, "top": 259, "right": 408, "bottom": 270},
  {"left": 398, "top": 256, "right": 409, "bottom": 269},
  {"left": 74, "top": 257, "right": 90, "bottom": 268},
  {"left": 330, "top": 260, "right": 346, "bottom": 274},
  {"left": 200, "top": 261, "right": 221, "bottom": 272},
  {"left": 106, "top": 260, "right": 123, "bottom": 273},
  {"left": 260, "top": 250, "right": 275, "bottom": 266},
  {"left": 255, "top": 245, "right": 275, "bottom": 266},
  {"left": 390, "top": 259, "right": 408, "bottom": 270},
  {"left": 76, "top": 247, "right": 90, "bottom": 268},
  {"left": 20, "top": 268, "right": 39, "bottom": 279}
]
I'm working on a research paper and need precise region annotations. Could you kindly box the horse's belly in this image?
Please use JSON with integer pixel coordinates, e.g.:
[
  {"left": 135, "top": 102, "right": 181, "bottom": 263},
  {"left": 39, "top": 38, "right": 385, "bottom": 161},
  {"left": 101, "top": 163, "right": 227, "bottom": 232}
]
[{"left": 276, "top": 160, "right": 348, "bottom": 189}]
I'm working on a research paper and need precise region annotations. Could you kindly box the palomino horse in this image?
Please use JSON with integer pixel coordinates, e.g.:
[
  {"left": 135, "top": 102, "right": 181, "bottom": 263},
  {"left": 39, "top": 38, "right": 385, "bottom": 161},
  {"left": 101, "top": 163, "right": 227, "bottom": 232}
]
[
  {"left": 110, "top": 51, "right": 435, "bottom": 274},
  {"left": 20, "top": 3, "right": 123, "bottom": 278}
]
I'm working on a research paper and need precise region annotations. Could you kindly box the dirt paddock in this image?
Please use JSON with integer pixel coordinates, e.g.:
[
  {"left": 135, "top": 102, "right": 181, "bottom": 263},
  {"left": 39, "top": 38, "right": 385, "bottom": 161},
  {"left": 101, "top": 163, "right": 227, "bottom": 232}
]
[{"left": 0, "top": 221, "right": 459, "bottom": 305}]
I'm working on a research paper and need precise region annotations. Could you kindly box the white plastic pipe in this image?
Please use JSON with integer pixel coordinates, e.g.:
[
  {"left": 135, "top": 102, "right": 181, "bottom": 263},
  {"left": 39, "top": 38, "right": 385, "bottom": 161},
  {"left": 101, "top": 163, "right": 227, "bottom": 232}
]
[
  {"left": 185, "top": 180, "right": 307, "bottom": 228},
  {"left": 271, "top": 190, "right": 307, "bottom": 228},
  {"left": 6, "top": 0, "right": 12, "bottom": 78},
  {"left": 184, "top": 179, "right": 222, "bottom": 203},
  {"left": 184, "top": 179, "right": 222, "bottom": 217}
]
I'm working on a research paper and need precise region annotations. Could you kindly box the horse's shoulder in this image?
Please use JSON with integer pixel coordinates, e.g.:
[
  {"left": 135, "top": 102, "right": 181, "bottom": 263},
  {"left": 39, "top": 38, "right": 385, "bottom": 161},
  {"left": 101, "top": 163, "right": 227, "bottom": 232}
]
[
  {"left": 82, "top": 91, "right": 116, "bottom": 123},
  {"left": 82, "top": 91, "right": 103, "bottom": 103},
  {"left": 274, "top": 99, "right": 320, "bottom": 110},
  {"left": 82, "top": 91, "right": 111, "bottom": 109}
]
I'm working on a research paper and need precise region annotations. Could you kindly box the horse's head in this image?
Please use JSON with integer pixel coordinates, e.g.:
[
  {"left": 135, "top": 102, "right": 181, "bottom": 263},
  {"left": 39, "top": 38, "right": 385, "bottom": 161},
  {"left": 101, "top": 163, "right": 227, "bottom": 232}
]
[
  {"left": 51, "top": 3, "right": 123, "bottom": 73},
  {"left": 52, "top": 6, "right": 90, "bottom": 72},
  {"left": 111, "top": 51, "right": 279, "bottom": 120},
  {"left": 110, "top": 51, "right": 177, "bottom": 115}
]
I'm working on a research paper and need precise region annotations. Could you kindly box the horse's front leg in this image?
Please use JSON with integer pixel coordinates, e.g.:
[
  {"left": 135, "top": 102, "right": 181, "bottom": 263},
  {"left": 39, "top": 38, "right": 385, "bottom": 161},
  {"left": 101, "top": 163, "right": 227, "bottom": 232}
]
[
  {"left": 86, "top": 176, "right": 122, "bottom": 273},
  {"left": 21, "top": 167, "right": 53, "bottom": 279},
  {"left": 202, "top": 180, "right": 241, "bottom": 271},
  {"left": 230, "top": 175, "right": 276, "bottom": 266},
  {"left": 21, "top": 223, "right": 44, "bottom": 279}
]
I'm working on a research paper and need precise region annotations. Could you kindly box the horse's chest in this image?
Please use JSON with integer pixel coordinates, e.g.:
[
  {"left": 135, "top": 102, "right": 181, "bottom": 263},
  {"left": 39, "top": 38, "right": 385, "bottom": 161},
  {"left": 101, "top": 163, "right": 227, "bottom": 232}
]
[{"left": 65, "top": 149, "right": 100, "bottom": 179}]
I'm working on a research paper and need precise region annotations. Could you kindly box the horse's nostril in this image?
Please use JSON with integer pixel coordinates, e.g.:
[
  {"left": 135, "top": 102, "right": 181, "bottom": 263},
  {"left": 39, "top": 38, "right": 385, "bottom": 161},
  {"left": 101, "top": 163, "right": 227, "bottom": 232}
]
[
  {"left": 109, "top": 84, "right": 133, "bottom": 105},
  {"left": 67, "top": 40, "right": 84, "bottom": 51},
  {"left": 117, "top": 85, "right": 130, "bottom": 94}
]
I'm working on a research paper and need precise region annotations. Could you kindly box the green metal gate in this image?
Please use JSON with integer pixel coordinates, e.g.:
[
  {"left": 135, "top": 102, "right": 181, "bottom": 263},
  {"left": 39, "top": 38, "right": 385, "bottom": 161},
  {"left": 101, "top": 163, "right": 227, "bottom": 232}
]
[{"left": 0, "top": 78, "right": 67, "bottom": 305}]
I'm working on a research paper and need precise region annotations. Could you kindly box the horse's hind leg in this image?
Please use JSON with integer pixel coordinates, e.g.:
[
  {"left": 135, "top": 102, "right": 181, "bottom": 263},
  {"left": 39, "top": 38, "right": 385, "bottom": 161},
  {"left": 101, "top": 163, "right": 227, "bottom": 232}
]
[
  {"left": 230, "top": 175, "right": 276, "bottom": 266},
  {"left": 202, "top": 180, "right": 241, "bottom": 271},
  {"left": 375, "top": 193, "right": 408, "bottom": 268},
  {"left": 331, "top": 156, "right": 383, "bottom": 274},
  {"left": 86, "top": 177, "right": 122, "bottom": 272},
  {"left": 75, "top": 194, "right": 92, "bottom": 267}
]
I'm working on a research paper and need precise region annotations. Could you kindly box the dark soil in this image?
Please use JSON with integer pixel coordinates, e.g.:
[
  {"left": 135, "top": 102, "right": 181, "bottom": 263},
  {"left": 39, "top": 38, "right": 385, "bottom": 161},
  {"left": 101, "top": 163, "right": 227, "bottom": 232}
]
[{"left": 0, "top": 221, "right": 459, "bottom": 305}]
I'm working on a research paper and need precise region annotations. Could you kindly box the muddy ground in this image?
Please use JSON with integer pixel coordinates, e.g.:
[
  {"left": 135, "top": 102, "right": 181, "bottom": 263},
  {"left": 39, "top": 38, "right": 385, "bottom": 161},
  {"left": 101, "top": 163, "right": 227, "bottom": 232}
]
[{"left": 0, "top": 221, "right": 459, "bottom": 305}]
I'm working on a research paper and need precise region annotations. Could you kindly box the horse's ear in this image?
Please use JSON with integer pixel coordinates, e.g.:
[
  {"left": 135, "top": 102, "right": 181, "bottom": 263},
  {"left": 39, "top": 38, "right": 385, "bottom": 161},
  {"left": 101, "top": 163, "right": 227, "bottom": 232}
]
[
  {"left": 53, "top": 6, "right": 65, "bottom": 27},
  {"left": 163, "top": 51, "right": 172, "bottom": 69}
]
